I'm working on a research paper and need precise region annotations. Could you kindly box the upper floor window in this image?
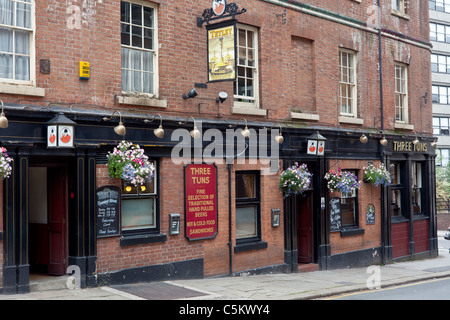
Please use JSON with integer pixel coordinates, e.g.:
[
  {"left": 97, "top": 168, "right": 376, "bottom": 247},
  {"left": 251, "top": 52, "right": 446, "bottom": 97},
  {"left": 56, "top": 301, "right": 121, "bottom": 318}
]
[
  {"left": 339, "top": 49, "right": 357, "bottom": 117},
  {"left": 121, "top": 0, "right": 158, "bottom": 95},
  {"left": 0, "top": 0, "right": 33, "bottom": 83},
  {"left": 429, "top": 0, "right": 450, "bottom": 12},
  {"left": 392, "top": 0, "right": 406, "bottom": 13},
  {"left": 433, "top": 116, "right": 450, "bottom": 135},
  {"left": 431, "top": 54, "right": 450, "bottom": 74},
  {"left": 394, "top": 63, "right": 408, "bottom": 123},
  {"left": 432, "top": 85, "right": 450, "bottom": 104},
  {"left": 430, "top": 22, "right": 450, "bottom": 43},
  {"left": 234, "top": 24, "right": 259, "bottom": 109}
]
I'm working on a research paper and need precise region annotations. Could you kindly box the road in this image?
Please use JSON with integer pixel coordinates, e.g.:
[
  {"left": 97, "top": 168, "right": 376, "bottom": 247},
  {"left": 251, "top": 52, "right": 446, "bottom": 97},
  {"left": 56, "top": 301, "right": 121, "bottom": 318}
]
[{"left": 325, "top": 236, "right": 450, "bottom": 300}]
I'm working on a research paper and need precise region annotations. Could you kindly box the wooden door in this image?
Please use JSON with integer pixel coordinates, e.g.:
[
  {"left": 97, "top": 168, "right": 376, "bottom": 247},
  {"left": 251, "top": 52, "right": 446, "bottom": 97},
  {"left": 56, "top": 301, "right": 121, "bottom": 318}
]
[
  {"left": 297, "top": 193, "right": 313, "bottom": 263},
  {"left": 47, "top": 167, "right": 68, "bottom": 275}
]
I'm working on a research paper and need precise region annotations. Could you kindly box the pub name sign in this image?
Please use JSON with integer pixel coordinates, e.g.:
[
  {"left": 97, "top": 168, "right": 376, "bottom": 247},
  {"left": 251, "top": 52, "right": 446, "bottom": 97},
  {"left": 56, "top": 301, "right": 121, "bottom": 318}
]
[{"left": 392, "top": 140, "right": 427, "bottom": 153}]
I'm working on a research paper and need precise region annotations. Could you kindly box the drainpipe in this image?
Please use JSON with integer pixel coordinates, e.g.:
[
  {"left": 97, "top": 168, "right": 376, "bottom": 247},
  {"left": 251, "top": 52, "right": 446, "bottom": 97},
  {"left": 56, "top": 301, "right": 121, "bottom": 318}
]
[
  {"left": 377, "top": 0, "right": 387, "bottom": 264},
  {"left": 227, "top": 163, "right": 233, "bottom": 276}
]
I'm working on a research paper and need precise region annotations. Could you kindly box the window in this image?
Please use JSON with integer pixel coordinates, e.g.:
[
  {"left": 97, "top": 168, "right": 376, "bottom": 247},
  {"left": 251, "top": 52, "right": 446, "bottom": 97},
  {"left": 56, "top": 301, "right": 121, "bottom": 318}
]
[
  {"left": 0, "top": 0, "right": 33, "bottom": 83},
  {"left": 411, "top": 162, "right": 423, "bottom": 214},
  {"left": 431, "top": 54, "right": 450, "bottom": 73},
  {"left": 429, "top": 0, "right": 450, "bottom": 11},
  {"left": 392, "top": 0, "right": 406, "bottom": 13},
  {"left": 394, "top": 64, "right": 408, "bottom": 123},
  {"left": 234, "top": 25, "right": 259, "bottom": 108},
  {"left": 389, "top": 163, "right": 404, "bottom": 218},
  {"left": 121, "top": 160, "right": 157, "bottom": 232},
  {"left": 429, "top": 22, "right": 450, "bottom": 43},
  {"left": 339, "top": 49, "right": 357, "bottom": 117},
  {"left": 433, "top": 117, "right": 450, "bottom": 135},
  {"left": 432, "top": 85, "right": 450, "bottom": 104},
  {"left": 121, "top": 0, "right": 157, "bottom": 95},
  {"left": 235, "top": 172, "right": 261, "bottom": 243},
  {"left": 341, "top": 171, "right": 359, "bottom": 227},
  {"left": 437, "top": 148, "right": 450, "bottom": 166}
]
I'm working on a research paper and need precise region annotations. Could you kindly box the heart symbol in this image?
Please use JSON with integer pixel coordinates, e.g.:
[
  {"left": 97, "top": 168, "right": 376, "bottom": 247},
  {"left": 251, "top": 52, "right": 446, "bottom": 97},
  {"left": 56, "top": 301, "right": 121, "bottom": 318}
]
[
  {"left": 49, "top": 135, "right": 56, "bottom": 144},
  {"left": 319, "top": 147, "right": 324, "bottom": 153},
  {"left": 61, "top": 135, "right": 71, "bottom": 144},
  {"left": 309, "top": 146, "right": 316, "bottom": 152}
]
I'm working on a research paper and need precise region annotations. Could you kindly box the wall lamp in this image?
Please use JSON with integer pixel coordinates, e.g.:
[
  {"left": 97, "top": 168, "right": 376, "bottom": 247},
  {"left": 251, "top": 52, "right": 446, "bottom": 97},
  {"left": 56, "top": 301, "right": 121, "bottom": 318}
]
[
  {"left": 144, "top": 114, "right": 164, "bottom": 138},
  {"left": 216, "top": 92, "right": 228, "bottom": 103},
  {"left": 360, "top": 133, "right": 368, "bottom": 144},
  {"left": 431, "top": 138, "right": 437, "bottom": 148},
  {"left": 178, "top": 116, "right": 200, "bottom": 139},
  {"left": 182, "top": 88, "right": 198, "bottom": 99},
  {"left": 379, "top": 131, "right": 387, "bottom": 146},
  {"left": 412, "top": 132, "right": 420, "bottom": 146},
  {"left": 0, "top": 99, "right": 8, "bottom": 129},
  {"left": 269, "top": 123, "right": 284, "bottom": 144},
  {"left": 229, "top": 118, "right": 250, "bottom": 138},
  {"left": 103, "top": 111, "right": 126, "bottom": 136}
]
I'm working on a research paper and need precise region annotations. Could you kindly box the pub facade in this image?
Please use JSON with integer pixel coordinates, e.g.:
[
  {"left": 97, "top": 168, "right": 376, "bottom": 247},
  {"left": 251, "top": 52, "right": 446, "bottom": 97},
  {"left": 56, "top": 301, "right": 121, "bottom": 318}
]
[{"left": 0, "top": 0, "right": 436, "bottom": 294}]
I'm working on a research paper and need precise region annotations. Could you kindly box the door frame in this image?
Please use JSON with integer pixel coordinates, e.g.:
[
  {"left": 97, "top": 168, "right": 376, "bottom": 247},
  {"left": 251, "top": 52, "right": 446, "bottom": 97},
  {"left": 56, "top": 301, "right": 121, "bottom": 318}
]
[{"left": 297, "top": 192, "right": 314, "bottom": 264}]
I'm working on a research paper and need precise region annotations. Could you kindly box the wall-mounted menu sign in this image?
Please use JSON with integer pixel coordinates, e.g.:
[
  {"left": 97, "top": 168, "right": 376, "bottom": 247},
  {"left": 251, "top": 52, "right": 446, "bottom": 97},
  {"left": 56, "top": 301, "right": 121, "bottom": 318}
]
[
  {"left": 96, "top": 186, "right": 121, "bottom": 238},
  {"left": 330, "top": 197, "right": 341, "bottom": 232},
  {"left": 184, "top": 164, "right": 218, "bottom": 241}
]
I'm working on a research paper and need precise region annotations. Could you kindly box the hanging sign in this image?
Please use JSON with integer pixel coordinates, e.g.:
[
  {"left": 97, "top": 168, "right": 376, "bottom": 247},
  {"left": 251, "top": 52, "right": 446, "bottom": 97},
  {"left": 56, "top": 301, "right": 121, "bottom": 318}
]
[
  {"left": 184, "top": 164, "right": 218, "bottom": 240},
  {"left": 207, "top": 21, "right": 236, "bottom": 82}
]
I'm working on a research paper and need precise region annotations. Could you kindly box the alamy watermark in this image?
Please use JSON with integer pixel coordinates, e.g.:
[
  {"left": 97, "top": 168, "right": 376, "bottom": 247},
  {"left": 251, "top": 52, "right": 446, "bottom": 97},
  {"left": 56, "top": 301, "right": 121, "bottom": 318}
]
[{"left": 366, "top": 265, "right": 381, "bottom": 290}]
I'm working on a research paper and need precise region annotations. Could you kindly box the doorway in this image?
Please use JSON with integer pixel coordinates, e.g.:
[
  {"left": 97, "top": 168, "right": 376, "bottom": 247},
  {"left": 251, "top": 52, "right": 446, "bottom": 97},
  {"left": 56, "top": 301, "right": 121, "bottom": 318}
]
[
  {"left": 29, "top": 166, "right": 68, "bottom": 276},
  {"left": 297, "top": 192, "right": 314, "bottom": 264}
]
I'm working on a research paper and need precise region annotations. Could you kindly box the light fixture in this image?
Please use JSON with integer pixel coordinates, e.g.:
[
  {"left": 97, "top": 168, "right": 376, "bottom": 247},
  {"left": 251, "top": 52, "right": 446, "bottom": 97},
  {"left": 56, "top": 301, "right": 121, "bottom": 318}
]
[
  {"left": 241, "top": 118, "right": 250, "bottom": 138},
  {"left": 179, "top": 116, "right": 201, "bottom": 139},
  {"left": 431, "top": 138, "right": 437, "bottom": 147},
  {"left": 0, "top": 99, "right": 8, "bottom": 129},
  {"left": 306, "top": 131, "right": 326, "bottom": 156},
  {"left": 379, "top": 131, "right": 387, "bottom": 146},
  {"left": 270, "top": 123, "right": 284, "bottom": 144},
  {"left": 144, "top": 114, "right": 164, "bottom": 138},
  {"left": 47, "top": 112, "right": 76, "bottom": 148},
  {"left": 182, "top": 88, "right": 198, "bottom": 99},
  {"left": 412, "top": 133, "right": 420, "bottom": 146},
  {"left": 360, "top": 133, "right": 368, "bottom": 144},
  {"left": 216, "top": 92, "right": 228, "bottom": 103},
  {"left": 103, "top": 111, "right": 126, "bottom": 137}
]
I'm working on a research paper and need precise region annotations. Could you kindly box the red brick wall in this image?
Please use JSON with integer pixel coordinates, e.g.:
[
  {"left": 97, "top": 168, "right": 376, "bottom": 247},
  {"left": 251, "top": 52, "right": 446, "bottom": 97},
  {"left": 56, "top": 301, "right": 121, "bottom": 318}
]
[
  {"left": 95, "top": 159, "right": 284, "bottom": 277},
  {"left": 328, "top": 159, "right": 382, "bottom": 255}
]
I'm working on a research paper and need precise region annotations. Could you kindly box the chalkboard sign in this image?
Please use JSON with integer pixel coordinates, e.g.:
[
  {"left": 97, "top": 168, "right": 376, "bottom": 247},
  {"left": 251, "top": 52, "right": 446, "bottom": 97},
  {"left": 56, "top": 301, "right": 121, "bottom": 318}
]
[
  {"left": 330, "top": 197, "right": 341, "bottom": 231},
  {"left": 96, "top": 186, "right": 121, "bottom": 238},
  {"left": 366, "top": 204, "right": 375, "bottom": 224}
]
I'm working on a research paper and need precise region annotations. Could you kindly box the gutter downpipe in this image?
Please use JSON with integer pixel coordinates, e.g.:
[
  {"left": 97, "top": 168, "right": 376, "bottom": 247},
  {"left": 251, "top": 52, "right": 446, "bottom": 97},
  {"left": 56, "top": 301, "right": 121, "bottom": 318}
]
[
  {"left": 377, "top": 0, "right": 387, "bottom": 265},
  {"left": 227, "top": 163, "right": 233, "bottom": 276}
]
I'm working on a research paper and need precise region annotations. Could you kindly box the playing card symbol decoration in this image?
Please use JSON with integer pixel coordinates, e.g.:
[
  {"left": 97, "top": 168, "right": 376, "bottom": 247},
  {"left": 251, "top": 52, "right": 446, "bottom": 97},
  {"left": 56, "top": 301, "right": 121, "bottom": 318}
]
[
  {"left": 47, "top": 113, "right": 76, "bottom": 148},
  {"left": 306, "top": 131, "right": 326, "bottom": 156},
  {"left": 212, "top": 0, "right": 226, "bottom": 16}
]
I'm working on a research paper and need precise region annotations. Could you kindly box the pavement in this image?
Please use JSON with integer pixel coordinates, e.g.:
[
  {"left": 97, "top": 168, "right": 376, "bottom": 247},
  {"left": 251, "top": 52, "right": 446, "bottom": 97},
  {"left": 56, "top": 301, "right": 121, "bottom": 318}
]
[{"left": 2, "top": 231, "right": 450, "bottom": 301}]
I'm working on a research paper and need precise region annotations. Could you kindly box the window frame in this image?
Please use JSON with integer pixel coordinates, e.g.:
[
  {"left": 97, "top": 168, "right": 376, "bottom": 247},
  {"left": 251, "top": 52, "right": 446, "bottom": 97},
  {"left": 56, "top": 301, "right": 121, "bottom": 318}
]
[
  {"left": 411, "top": 162, "right": 423, "bottom": 215},
  {"left": 339, "top": 49, "right": 357, "bottom": 118},
  {"left": 389, "top": 162, "right": 406, "bottom": 221},
  {"left": 233, "top": 24, "right": 259, "bottom": 109},
  {"left": 235, "top": 171, "right": 262, "bottom": 245},
  {"left": 0, "top": 0, "right": 35, "bottom": 85},
  {"left": 120, "top": 0, "right": 159, "bottom": 96},
  {"left": 340, "top": 172, "right": 359, "bottom": 228},
  {"left": 392, "top": 0, "right": 406, "bottom": 13},
  {"left": 119, "top": 159, "right": 165, "bottom": 246},
  {"left": 394, "top": 63, "right": 408, "bottom": 123}
]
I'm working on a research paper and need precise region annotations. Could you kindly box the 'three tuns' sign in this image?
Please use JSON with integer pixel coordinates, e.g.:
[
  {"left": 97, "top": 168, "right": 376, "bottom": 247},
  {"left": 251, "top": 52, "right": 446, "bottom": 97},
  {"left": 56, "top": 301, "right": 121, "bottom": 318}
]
[
  {"left": 392, "top": 141, "right": 428, "bottom": 152},
  {"left": 184, "top": 164, "right": 218, "bottom": 240}
]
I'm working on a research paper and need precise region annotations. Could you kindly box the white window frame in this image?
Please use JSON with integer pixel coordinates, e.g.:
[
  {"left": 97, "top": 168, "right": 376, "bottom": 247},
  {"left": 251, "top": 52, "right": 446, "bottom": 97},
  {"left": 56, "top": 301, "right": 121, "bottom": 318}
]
[
  {"left": 0, "top": 0, "right": 36, "bottom": 86},
  {"left": 339, "top": 49, "right": 357, "bottom": 118},
  {"left": 234, "top": 24, "right": 259, "bottom": 110},
  {"left": 392, "top": 0, "right": 406, "bottom": 13},
  {"left": 394, "top": 63, "right": 408, "bottom": 123},
  {"left": 120, "top": 0, "right": 159, "bottom": 97}
]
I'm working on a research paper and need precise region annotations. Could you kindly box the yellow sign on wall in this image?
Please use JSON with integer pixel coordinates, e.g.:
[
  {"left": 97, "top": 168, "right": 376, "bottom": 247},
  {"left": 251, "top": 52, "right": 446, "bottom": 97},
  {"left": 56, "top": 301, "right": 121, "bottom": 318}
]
[{"left": 79, "top": 61, "right": 90, "bottom": 80}]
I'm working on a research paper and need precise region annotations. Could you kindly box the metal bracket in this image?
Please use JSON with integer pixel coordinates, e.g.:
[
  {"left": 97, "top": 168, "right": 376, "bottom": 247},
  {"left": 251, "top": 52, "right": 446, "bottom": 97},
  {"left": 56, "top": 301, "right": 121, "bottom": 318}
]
[{"left": 197, "top": 2, "right": 246, "bottom": 27}]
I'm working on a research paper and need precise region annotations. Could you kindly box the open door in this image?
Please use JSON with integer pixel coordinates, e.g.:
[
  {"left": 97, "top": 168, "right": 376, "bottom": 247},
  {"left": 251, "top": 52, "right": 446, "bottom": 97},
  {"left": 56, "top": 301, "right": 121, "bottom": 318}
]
[
  {"left": 297, "top": 192, "right": 313, "bottom": 263},
  {"left": 47, "top": 167, "right": 68, "bottom": 275}
]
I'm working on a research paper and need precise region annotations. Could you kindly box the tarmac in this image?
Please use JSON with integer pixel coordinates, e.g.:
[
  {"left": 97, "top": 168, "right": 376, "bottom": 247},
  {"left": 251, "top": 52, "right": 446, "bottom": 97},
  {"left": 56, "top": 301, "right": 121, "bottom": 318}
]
[{"left": 1, "top": 231, "right": 450, "bottom": 301}]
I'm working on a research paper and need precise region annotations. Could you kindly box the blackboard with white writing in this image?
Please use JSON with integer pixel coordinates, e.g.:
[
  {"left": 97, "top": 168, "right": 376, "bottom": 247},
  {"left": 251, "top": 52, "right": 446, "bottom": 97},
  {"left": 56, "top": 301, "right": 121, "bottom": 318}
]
[
  {"left": 330, "top": 197, "right": 341, "bottom": 232},
  {"left": 96, "top": 186, "right": 121, "bottom": 238}
]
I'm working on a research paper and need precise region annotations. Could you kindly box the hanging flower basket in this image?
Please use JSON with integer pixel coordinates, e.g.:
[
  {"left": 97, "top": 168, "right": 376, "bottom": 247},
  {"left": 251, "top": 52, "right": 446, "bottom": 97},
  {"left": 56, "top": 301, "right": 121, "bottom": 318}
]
[
  {"left": 363, "top": 163, "right": 391, "bottom": 187},
  {"left": 324, "top": 168, "right": 361, "bottom": 193},
  {"left": 279, "top": 163, "right": 312, "bottom": 197},
  {"left": 107, "top": 140, "right": 155, "bottom": 187},
  {"left": 0, "top": 147, "right": 12, "bottom": 179}
]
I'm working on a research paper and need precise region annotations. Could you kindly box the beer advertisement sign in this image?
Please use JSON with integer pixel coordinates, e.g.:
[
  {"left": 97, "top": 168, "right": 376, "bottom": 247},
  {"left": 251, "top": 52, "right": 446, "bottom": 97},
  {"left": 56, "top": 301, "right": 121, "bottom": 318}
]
[
  {"left": 184, "top": 164, "right": 218, "bottom": 241},
  {"left": 207, "top": 22, "right": 236, "bottom": 82}
]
